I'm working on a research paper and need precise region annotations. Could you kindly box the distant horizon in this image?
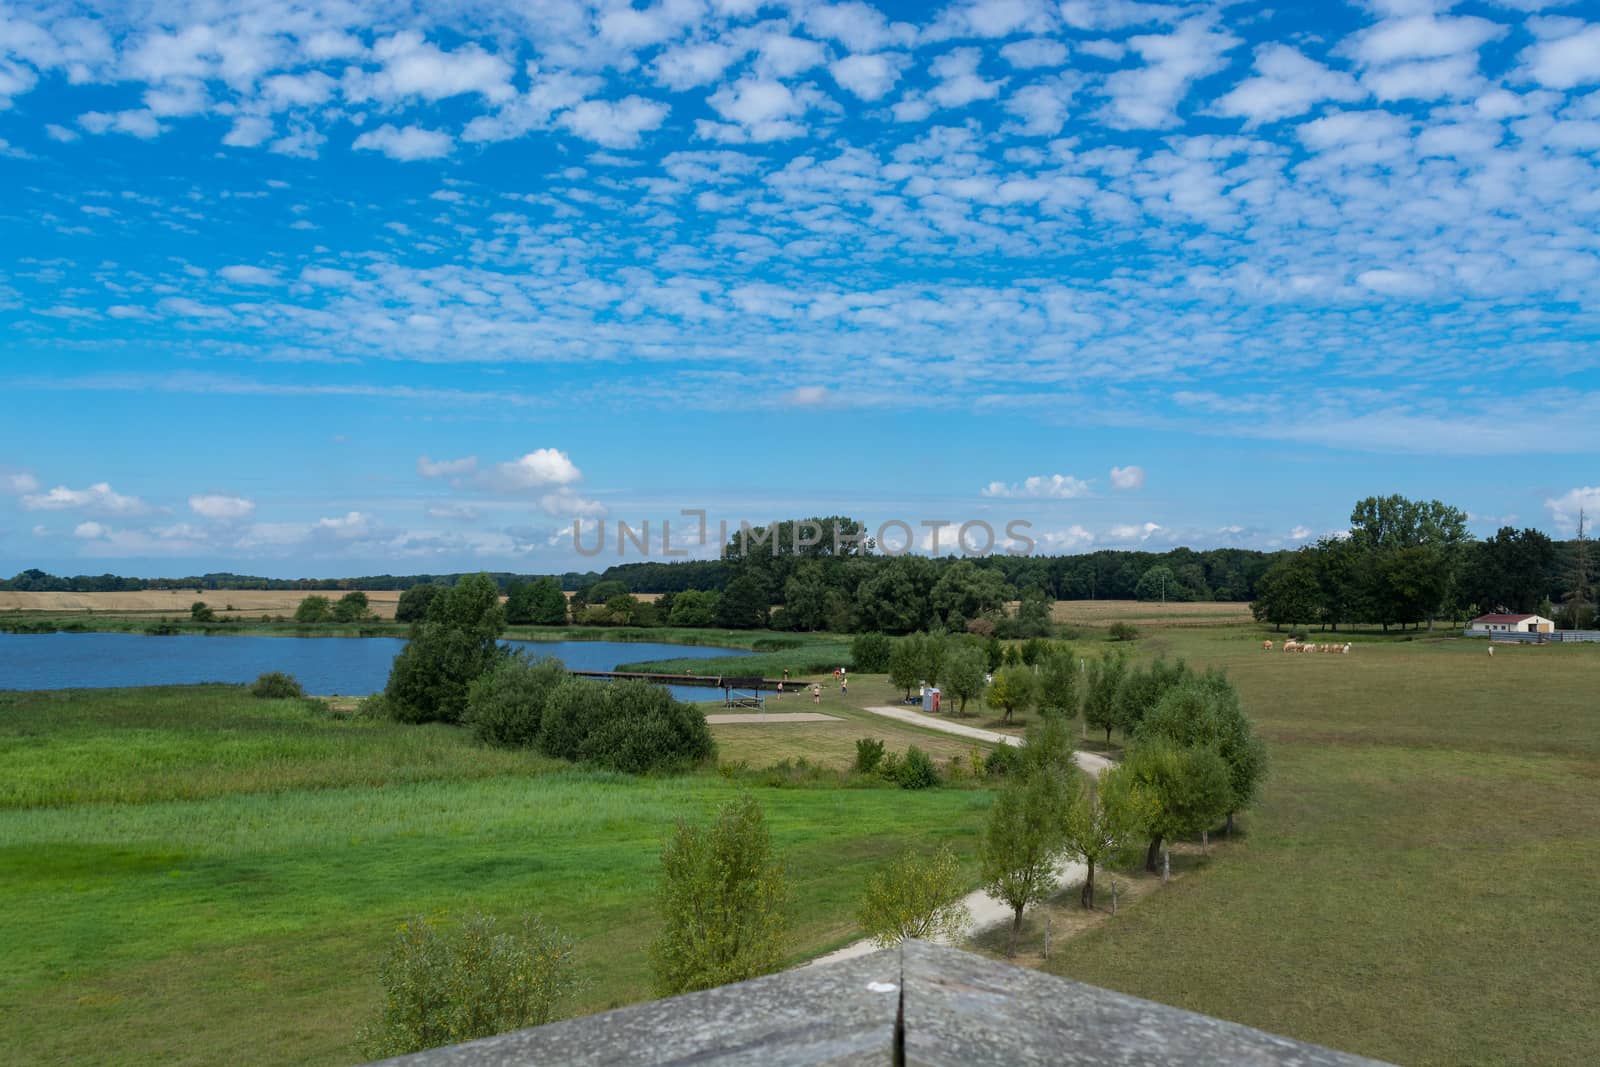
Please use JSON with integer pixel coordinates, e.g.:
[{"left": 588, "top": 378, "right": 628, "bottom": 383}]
[{"left": 3, "top": 0, "right": 1597, "bottom": 575}]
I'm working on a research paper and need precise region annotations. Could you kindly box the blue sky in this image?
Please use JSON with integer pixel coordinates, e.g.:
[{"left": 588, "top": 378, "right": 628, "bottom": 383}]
[{"left": 1, "top": 0, "right": 1597, "bottom": 577}]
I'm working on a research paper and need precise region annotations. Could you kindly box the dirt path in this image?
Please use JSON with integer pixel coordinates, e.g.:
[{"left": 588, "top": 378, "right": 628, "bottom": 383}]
[{"left": 860, "top": 705, "right": 1115, "bottom": 775}]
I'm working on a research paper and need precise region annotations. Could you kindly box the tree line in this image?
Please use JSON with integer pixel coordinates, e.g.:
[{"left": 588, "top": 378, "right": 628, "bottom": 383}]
[{"left": 1252, "top": 495, "right": 1596, "bottom": 631}]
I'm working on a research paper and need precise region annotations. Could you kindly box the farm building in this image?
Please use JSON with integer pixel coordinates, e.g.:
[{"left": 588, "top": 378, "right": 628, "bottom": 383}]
[{"left": 1466, "top": 612, "right": 1554, "bottom": 635}]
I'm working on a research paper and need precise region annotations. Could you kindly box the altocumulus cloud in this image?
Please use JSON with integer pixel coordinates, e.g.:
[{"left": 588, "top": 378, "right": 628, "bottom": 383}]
[
  {"left": 982, "top": 474, "right": 1091, "bottom": 499},
  {"left": 189, "top": 494, "right": 256, "bottom": 520}
]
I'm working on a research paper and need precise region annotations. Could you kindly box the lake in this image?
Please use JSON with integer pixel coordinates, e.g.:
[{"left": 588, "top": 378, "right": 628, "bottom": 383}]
[{"left": 0, "top": 632, "right": 749, "bottom": 699}]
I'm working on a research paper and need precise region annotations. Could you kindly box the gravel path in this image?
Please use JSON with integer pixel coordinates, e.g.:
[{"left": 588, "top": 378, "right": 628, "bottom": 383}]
[{"left": 859, "top": 705, "right": 1115, "bottom": 775}]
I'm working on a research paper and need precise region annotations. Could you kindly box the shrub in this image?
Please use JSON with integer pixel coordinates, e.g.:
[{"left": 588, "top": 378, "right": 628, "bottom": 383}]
[
  {"left": 851, "top": 632, "right": 893, "bottom": 673},
  {"left": 984, "top": 744, "right": 1025, "bottom": 778},
  {"left": 650, "top": 795, "right": 790, "bottom": 995},
  {"left": 189, "top": 601, "right": 216, "bottom": 623},
  {"left": 1109, "top": 621, "right": 1140, "bottom": 642},
  {"left": 294, "top": 595, "right": 332, "bottom": 624},
  {"left": 897, "top": 745, "right": 940, "bottom": 789},
  {"left": 250, "top": 672, "right": 304, "bottom": 699},
  {"left": 877, "top": 750, "right": 903, "bottom": 782},
  {"left": 383, "top": 574, "right": 506, "bottom": 724},
  {"left": 331, "top": 591, "right": 372, "bottom": 623},
  {"left": 464, "top": 654, "right": 569, "bottom": 748},
  {"left": 539, "top": 679, "right": 716, "bottom": 774},
  {"left": 750, "top": 637, "right": 803, "bottom": 652},
  {"left": 358, "top": 912, "right": 578, "bottom": 1059},
  {"left": 854, "top": 737, "right": 886, "bottom": 775}
]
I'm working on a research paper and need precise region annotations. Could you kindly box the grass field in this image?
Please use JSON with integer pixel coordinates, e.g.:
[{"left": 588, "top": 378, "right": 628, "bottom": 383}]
[
  {"left": 1038, "top": 630, "right": 1600, "bottom": 1066},
  {"left": 0, "top": 686, "right": 992, "bottom": 1066}
]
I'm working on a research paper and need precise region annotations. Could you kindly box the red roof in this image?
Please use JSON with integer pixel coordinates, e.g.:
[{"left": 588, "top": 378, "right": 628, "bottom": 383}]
[{"left": 1471, "top": 613, "right": 1534, "bottom": 623}]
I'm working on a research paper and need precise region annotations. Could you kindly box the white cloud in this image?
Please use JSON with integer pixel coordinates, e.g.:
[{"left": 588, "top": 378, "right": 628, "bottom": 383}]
[
  {"left": 219, "top": 264, "right": 280, "bottom": 285},
  {"left": 1100, "top": 18, "right": 1239, "bottom": 128},
  {"left": 1289, "top": 524, "right": 1313, "bottom": 541},
  {"left": 1000, "top": 38, "right": 1069, "bottom": 69},
  {"left": 1109, "top": 465, "right": 1145, "bottom": 490},
  {"left": 1212, "top": 44, "right": 1363, "bottom": 125},
  {"left": 493, "top": 449, "right": 582, "bottom": 490},
  {"left": 1, "top": 471, "right": 39, "bottom": 494},
  {"left": 926, "top": 48, "right": 1006, "bottom": 110},
  {"left": 829, "top": 53, "right": 903, "bottom": 101},
  {"left": 982, "top": 473, "right": 1091, "bottom": 498},
  {"left": 351, "top": 124, "right": 452, "bottom": 161},
  {"left": 315, "top": 511, "right": 372, "bottom": 538},
  {"left": 1519, "top": 22, "right": 1600, "bottom": 90},
  {"left": 1107, "top": 521, "right": 1163, "bottom": 541},
  {"left": 74, "top": 521, "right": 108, "bottom": 539},
  {"left": 79, "top": 109, "right": 161, "bottom": 139},
  {"left": 427, "top": 505, "right": 480, "bottom": 521},
  {"left": 653, "top": 42, "right": 738, "bottom": 90},
  {"left": 22, "top": 482, "right": 147, "bottom": 515},
  {"left": 1544, "top": 486, "right": 1600, "bottom": 533},
  {"left": 222, "top": 116, "right": 274, "bottom": 148},
  {"left": 561, "top": 96, "right": 670, "bottom": 149},
  {"left": 354, "top": 32, "right": 514, "bottom": 104},
  {"left": 1038, "top": 524, "right": 1095, "bottom": 551},
  {"left": 1347, "top": 14, "right": 1506, "bottom": 66},
  {"left": 538, "top": 488, "right": 607, "bottom": 518},
  {"left": 788, "top": 385, "right": 830, "bottom": 406},
  {"left": 705, "top": 78, "right": 812, "bottom": 141},
  {"left": 418, "top": 455, "right": 479, "bottom": 479},
  {"left": 189, "top": 493, "right": 255, "bottom": 520}
]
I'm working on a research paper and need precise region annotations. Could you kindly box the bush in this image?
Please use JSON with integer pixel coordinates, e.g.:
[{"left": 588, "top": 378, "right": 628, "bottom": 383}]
[
  {"left": 851, "top": 632, "right": 893, "bottom": 673},
  {"left": 854, "top": 737, "right": 886, "bottom": 775},
  {"left": 750, "top": 637, "right": 803, "bottom": 652},
  {"left": 464, "top": 654, "right": 569, "bottom": 748},
  {"left": 383, "top": 574, "right": 506, "bottom": 724},
  {"left": 897, "top": 745, "right": 941, "bottom": 789},
  {"left": 877, "top": 750, "right": 903, "bottom": 782},
  {"left": 294, "top": 595, "right": 332, "bottom": 624},
  {"left": 1109, "top": 621, "right": 1140, "bottom": 642},
  {"left": 189, "top": 601, "right": 216, "bottom": 623},
  {"left": 331, "top": 591, "right": 372, "bottom": 623},
  {"left": 857, "top": 844, "right": 972, "bottom": 948},
  {"left": 250, "top": 672, "right": 304, "bottom": 699},
  {"left": 984, "top": 744, "right": 1025, "bottom": 778},
  {"left": 539, "top": 679, "right": 716, "bottom": 774},
  {"left": 650, "top": 794, "right": 790, "bottom": 995},
  {"left": 358, "top": 912, "right": 579, "bottom": 1059}
]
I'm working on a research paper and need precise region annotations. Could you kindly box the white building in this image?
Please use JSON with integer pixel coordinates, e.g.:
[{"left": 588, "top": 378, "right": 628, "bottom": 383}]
[{"left": 1466, "top": 613, "right": 1554, "bottom": 635}]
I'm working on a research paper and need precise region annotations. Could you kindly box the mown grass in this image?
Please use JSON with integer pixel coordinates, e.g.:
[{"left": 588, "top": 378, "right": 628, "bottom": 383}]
[
  {"left": 1041, "top": 629, "right": 1600, "bottom": 1066},
  {"left": 0, "top": 685, "right": 991, "bottom": 1066}
]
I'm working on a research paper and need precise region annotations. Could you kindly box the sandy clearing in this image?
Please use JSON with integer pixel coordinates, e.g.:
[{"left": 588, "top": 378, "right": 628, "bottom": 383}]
[
  {"left": 704, "top": 712, "right": 842, "bottom": 724},
  {"left": 0, "top": 589, "right": 405, "bottom": 618}
]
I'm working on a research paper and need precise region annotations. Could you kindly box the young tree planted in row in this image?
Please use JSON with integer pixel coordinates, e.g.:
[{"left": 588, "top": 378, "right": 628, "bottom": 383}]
[
  {"left": 980, "top": 768, "right": 1073, "bottom": 956},
  {"left": 1082, "top": 655, "right": 1127, "bottom": 743},
  {"left": 942, "top": 645, "right": 988, "bottom": 715},
  {"left": 857, "top": 844, "right": 973, "bottom": 948},
  {"left": 1061, "top": 770, "right": 1149, "bottom": 909},
  {"left": 1121, "top": 739, "right": 1232, "bottom": 873},
  {"left": 985, "top": 664, "right": 1037, "bottom": 725}
]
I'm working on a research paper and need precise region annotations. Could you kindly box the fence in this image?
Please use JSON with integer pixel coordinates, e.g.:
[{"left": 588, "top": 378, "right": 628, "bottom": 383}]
[{"left": 1476, "top": 630, "right": 1600, "bottom": 644}]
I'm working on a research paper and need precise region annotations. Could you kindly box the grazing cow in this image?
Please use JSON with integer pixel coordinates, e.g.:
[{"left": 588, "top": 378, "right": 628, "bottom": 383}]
[
  {"left": 1263, "top": 640, "right": 1274, "bottom": 651},
  {"left": 1283, "top": 640, "right": 1300, "bottom": 652},
  {"left": 1342, "top": 643, "right": 1351, "bottom": 654},
  {"left": 1488, "top": 645, "right": 1495, "bottom": 657}
]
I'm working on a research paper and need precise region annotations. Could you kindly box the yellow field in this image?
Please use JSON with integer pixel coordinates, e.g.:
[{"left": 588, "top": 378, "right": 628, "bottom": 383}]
[
  {"left": 1049, "top": 599, "right": 1254, "bottom": 628},
  {"left": 0, "top": 589, "right": 404, "bottom": 619}
]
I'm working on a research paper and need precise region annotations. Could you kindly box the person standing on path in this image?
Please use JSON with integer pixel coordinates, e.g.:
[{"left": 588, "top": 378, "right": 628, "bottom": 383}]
[{"left": 812, "top": 684, "right": 822, "bottom": 704}]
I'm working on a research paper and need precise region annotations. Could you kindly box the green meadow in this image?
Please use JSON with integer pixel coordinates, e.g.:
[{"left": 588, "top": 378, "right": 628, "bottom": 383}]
[{"left": 0, "top": 686, "right": 990, "bottom": 1065}]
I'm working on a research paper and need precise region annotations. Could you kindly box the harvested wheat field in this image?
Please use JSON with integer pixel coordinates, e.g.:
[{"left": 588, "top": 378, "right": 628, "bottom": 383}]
[
  {"left": 1050, "top": 599, "right": 1254, "bottom": 628},
  {"left": 0, "top": 589, "right": 404, "bottom": 619}
]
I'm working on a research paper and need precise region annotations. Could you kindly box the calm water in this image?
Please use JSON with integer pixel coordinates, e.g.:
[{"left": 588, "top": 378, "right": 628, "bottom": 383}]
[{"left": 0, "top": 632, "right": 748, "bottom": 698}]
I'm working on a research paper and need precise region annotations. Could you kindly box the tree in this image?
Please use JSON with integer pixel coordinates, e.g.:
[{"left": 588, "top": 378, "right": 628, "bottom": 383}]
[
  {"left": 1121, "top": 739, "right": 1232, "bottom": 872},
  {"left": 383, "top": 573, "right": 507, "bottom": 724},
  {"left": 1464, "top": 527, "right": 1556, "bottom": 616},
  {"left": 853, "top": 556, "right": 935, "bottom": 634},
  {"left": 1113, "top": 657, "right": 1190, "bottom": 738},
  {"left": 1082, "top": 655, "right": 1127, "bottom": 743},
  {"left": 985, "top": 664, "right": 1037, "bottom": 725},
  {"left": 332, "top": 590, "right": 371, "bottom": 623},
  {"left": 930, "top": 561, "right": 1012, "bottom": 628},
  {"left": 781, "top": 561, "right": 834, "bottom": 631},
  {"left": 857, "top": 844, "right": 972, "bottom": 948},
  {"left": 1138, "top": 674, "right": 1267, "bottom": 835},
  {"left": 980, "top": 772, "right": 1069, "bottom": 956},
  {"left": 850, "top": 632, "right": 892, "bottom": 673},
  {"left": 1011, "top": 587, "right": 1053, "bottom": 637},
  {"left": 1250, "top": 553, "right": 1320, "bottom": 631},
  {"left": 714, "top": 575, "right": 770, "bottom": 629},
  {"left": 650, "top": 795, "right": 790, "bottom": 995},
  {"left": 942, "top": 645, "right": 987, "bottom": 715},
  {"left": 1036, "top": 649, "right": 1079, "bottom": 719},
  {"left": 189, "top": 601, "right": 216, "bottom": 623},
  {"left": 1134, "top": 564, "right": 1179, "bottom": 603},
  {"left": 1563, "top": 510, "right": 1593, "bottom": 629},
  {"left": 395, "top": 583, "right": 444, "bottom": 623},
  {"left": 668, "top": 589, "right": 720, "bottom": 627},
  {"left": 888, "top": 638, "right": 923, "bottom": 700},
  {"left": 1062, "top": 769, "right": 1149, "bottom": 909},
  {"left": 294, "top": 594, "right": 332, "bottom": 624},
  {"left": 506, "top": 577, "right": 568, "bottom": 625}
]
